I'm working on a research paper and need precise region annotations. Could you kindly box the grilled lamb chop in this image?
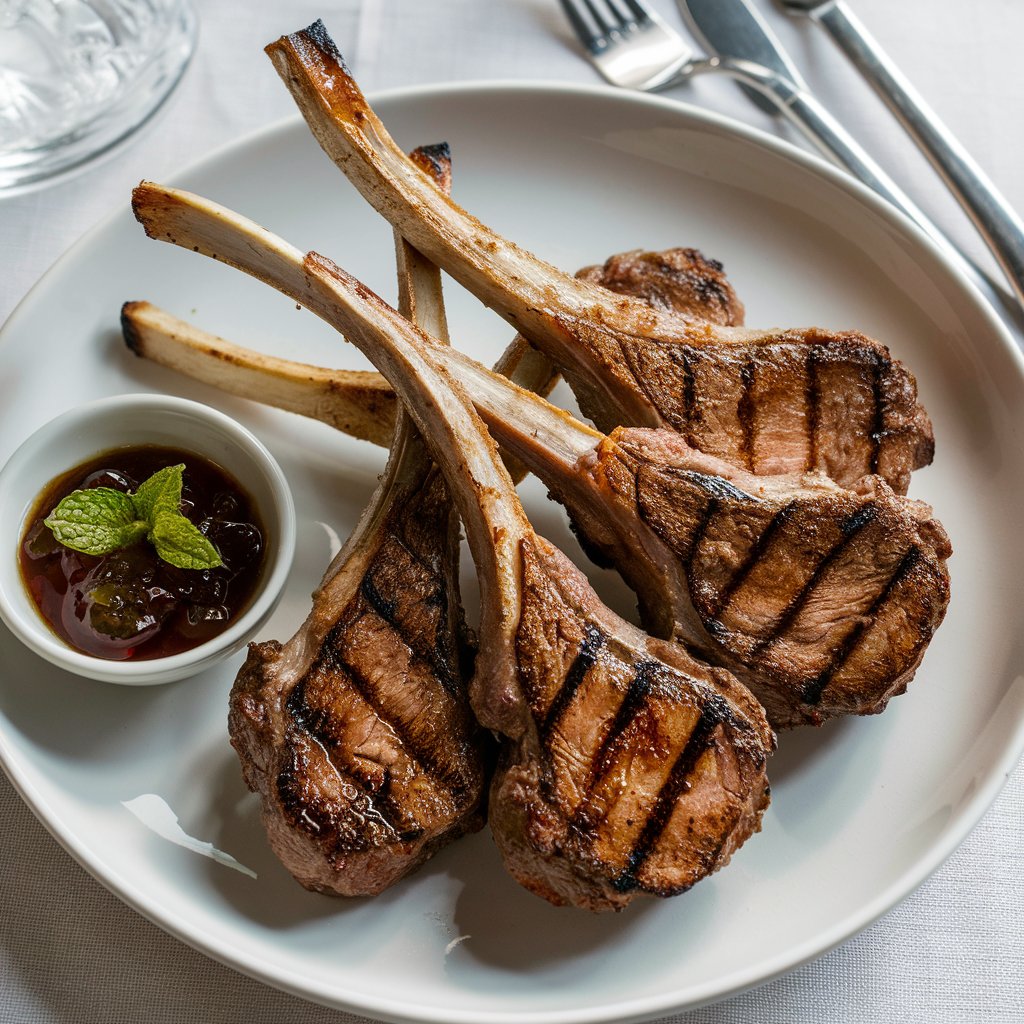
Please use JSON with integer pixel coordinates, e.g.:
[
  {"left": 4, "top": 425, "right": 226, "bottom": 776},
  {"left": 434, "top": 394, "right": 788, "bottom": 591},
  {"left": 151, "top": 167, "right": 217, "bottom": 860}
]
[
  {"left": 121, "top": 243, "right": 744, "bottom": 450},
  {"left": 227, "top": 146, "right": 488, "bottom": 896},
  {"left": 576, "top": 247, "right": 744, "bottom": 325},
  {"left": 130, "top": 183, "right": 950, "bottom": 731},
  {"left": 132, "top": 180, "right": 773, "bottom": 911},
  {"left": 264, "top": 21, "right": 933, "bottom": 495}
]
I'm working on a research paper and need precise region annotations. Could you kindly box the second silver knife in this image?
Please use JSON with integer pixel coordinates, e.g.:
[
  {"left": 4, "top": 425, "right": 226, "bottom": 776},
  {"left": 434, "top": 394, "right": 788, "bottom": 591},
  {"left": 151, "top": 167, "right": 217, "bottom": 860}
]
[{"left": 678, "top": 0, "right": 1020, "bottom": 321}]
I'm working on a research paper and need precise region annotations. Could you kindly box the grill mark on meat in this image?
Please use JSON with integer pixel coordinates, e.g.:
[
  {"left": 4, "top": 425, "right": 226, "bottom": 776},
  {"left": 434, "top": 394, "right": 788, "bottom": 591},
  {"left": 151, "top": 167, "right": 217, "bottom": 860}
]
[
  {"left": 650, "top": 471, "right": 755, "bottom": 583},
  {"left": 560, "top": 656, "right": 666, "bottom": 842},
  {"left": 332, "top": 645, "right": 454, "bottom": 793},
  {"left": 540, "top": 622, "right": 605, "bottom": 743},
  {"left": 274, "top": 730, "right": 414, "bottom": 849},
  {"left": 282, "top": 682, "right": 414, "bottom": 842},
  {"left": 752, "top": 503, "right": 880, "bottom": 654},
  {"left": 508, "top": 529, "right": 770, "bottom": 901},
  {"left": 583, "top": 659, "right": 659, "bottom": 799},
  {"left": 506, "top": 537, "right": 771, "bottom": 906},
  {"left": 612, "top": 700, "right": 725, "bottom": 893},
  {"left": 287, "top": 625, "right": 470, "bottom": 821},
  {"left": 589, "top": 331, "right": 927, "bottom": 493},
  {"left": 801, "top": 545, "right": 922, "bottom": 705},
  {"left": 682, "top": 496, "right": 718, "bottom": 571},
  {"left": 360, "top": 546, "right": 461, "bottom": 699},
  {"left": 671, "top": 347, "right": 697, "bottom": 445},
  {"left": 805, "top": 347, "right": 820, "bottom": 473},
  {"left": 568, "top": 427, "right": 949, "bottom": 725},
  {"left": 840, "top": 503, "right": 881, "bottom": 537},
  {"left": 613, "top": 333, "right": 682, "bottom": 432},
  {"left": 709, "top": 502, "right": 796, "bottom": 620},
  {"left": 335, "top": 632, "right": 472, "bottom": 795},
  {"left": 682, "top": 470, "right": 753, "bottom": 503},
  {"left": 737, "top": 358, "right": 756, "bottom": 470},
  {"left": 359, "top": 573, "right": 397, "bottom": 621}
]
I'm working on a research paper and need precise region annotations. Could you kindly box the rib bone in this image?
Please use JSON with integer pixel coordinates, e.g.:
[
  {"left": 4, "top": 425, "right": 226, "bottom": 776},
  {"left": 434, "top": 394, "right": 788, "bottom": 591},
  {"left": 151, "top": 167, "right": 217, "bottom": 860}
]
[
  {"left": 264, "top": 21, "right": 933, "bottom": 495},
  {"left": 121, "top": 246, "right": 744, "bottom": 450},
  {"left": 121, "top": 300, "right": 398, "bottom": 447},
  {"left": 131, "top": 182, "right": 952, "bottom": 731},
  {"left": 133, "top": 180, "right": 773, "bottom": 912}
]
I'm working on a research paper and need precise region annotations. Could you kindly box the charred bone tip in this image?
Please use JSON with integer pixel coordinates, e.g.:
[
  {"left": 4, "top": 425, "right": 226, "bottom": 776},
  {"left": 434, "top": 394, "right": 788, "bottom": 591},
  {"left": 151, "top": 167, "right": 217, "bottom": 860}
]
[
  {"left": 409, "top": 142, "right": 453, "bottom": 190},
  {"left": 120, "top": 300, "right": 146, "bottom": 355},
  {"left": 281, "top": 19, "right": 349, "bottom": 73}
]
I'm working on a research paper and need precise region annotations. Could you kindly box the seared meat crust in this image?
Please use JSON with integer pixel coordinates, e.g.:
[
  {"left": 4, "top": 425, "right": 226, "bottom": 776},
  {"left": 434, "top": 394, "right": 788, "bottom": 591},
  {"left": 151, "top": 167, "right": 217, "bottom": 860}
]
[
  {"left": 489, "top": 537, "right": 771, "bottom": 911},
  {"left": 230, "top": 471, "right": 488, "bottom": 894},
  {"left": 575, "top": 429, "right": 951, "bottom": 727},
  {"left": 576, "top": 247, "right": 745, "bottom": 327},
  {"left": 555, "top": 320, "right": 933, "bottom": 495}
]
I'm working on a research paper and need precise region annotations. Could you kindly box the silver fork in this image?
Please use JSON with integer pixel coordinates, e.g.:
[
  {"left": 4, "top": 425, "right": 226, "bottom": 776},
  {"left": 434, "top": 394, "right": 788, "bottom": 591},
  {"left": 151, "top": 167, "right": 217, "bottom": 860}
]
[
  {"left": 559, "top": 0, "right": 795, "bottom": 94},
  {"left": 558, "top": 0, "right": 770, "bottom": 118},
  {"left": 558, "top": 0, "right": 1018, "bottom": 319},
  {"left": 557, "top": 0, "right": 695, "bottom": 91}
]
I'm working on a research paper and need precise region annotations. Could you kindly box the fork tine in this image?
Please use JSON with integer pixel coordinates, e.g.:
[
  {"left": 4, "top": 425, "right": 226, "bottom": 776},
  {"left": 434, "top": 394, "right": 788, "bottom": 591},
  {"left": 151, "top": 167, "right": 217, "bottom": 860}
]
[
  {"left": 561, "top": 0, "right": 692, "bottom": 92},
  {"left": 558, "top": 0, "right": 603, "bottom": 52},
  {"left": 619, "top": 0, "right": 654, "bottom": 25},
  {"left": 580, "top": 0, "right": 619, "bottom": 38},
  {"left": 605, "top": 0, "right": 644, "bottom": 29}
]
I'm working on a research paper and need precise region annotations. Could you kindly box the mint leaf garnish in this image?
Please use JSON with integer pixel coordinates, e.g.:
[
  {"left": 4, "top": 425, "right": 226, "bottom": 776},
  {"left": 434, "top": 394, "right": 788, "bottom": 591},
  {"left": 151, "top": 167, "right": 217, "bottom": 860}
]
[
  {"left": 132, "top": 463, "right": 184, "bottom": 523},
  {"left": 44, "top": 488, "right": 148, "bottom": 556},
  {"left": 150, "top": 509, "right": 223, "bottom": 570},
  {"left": 43, "top": 464, "right": 223, "bottom": 571}
]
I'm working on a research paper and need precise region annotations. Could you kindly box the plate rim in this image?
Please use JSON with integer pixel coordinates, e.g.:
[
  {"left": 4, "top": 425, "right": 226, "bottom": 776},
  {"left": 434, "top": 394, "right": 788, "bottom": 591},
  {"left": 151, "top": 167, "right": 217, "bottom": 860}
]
[{"left": 2, "top": 77, "right": 1023, "bottom": 1024}]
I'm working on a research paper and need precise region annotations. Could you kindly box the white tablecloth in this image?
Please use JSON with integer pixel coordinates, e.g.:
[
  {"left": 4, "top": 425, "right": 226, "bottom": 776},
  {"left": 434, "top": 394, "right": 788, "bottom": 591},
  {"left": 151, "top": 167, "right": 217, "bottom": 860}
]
[{"left": 1, "top": 2, "right": 1021, "bottom": 1021}]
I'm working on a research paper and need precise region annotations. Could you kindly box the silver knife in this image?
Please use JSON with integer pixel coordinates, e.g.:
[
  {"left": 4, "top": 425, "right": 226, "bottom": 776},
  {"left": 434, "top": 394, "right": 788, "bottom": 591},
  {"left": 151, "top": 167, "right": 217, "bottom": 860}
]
[
  {"left": 779, "top": 0, "right": 1024, "bottom": 310},
  {"left": 675, "top": 0, "right": 1019, "bottom": 320}
]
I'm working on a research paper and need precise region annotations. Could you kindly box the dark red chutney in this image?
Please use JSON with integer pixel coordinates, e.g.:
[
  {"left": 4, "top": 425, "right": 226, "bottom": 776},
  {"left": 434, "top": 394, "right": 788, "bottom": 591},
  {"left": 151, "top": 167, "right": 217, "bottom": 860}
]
[{"left": 19, "top": 445, "right": 266, "bottom": 661}]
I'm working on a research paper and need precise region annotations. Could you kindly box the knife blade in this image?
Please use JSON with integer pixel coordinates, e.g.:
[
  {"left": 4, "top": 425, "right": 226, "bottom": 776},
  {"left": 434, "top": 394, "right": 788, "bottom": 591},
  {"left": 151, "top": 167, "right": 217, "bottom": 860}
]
[
  {"left": 675, "top": 0, "right": 1019, "bottom": 322},
  {"left": 681, "top": 0, "right": 806, "bottom": 93}
]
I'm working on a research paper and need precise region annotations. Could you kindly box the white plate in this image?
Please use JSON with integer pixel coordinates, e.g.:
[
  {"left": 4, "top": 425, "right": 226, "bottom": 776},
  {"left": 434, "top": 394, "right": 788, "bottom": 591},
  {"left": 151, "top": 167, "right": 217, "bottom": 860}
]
[{"left": 2, "top": 82, "right": 1023, "bottom": 1024}]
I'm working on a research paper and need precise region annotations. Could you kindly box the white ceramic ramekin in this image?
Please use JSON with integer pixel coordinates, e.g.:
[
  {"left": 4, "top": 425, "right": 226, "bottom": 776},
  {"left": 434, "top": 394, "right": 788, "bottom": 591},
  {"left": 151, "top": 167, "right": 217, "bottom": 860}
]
[{"left": 0, "top": 394, "right": 296, "bottom": 684}]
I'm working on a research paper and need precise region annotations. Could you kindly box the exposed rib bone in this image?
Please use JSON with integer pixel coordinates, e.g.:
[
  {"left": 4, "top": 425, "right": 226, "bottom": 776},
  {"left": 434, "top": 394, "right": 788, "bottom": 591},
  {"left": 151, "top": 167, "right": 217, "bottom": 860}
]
[
  {"left": 122, "top": 301, "right": 398, "bottom": 447},
  {"left": 264, "top": 21, "right": 933, "bottom": 495},
  {"left": 131, "top": 181, "right": 951, "bottom": 731},
  {"left": 122, "top": 245, "right": 743, "bottom": 451},
  {"left": 227, "top": 146, "right": 487, "bottom": 896},
  {"left": 133, "top": 179, "right": 773, "bottom": 912}
]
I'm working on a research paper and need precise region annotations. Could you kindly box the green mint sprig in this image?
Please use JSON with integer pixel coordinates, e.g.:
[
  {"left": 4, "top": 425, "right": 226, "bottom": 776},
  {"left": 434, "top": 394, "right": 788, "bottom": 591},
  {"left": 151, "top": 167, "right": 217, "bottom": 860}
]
[{"left": 44, "top": 463, "right": 223, "bottom": 570}]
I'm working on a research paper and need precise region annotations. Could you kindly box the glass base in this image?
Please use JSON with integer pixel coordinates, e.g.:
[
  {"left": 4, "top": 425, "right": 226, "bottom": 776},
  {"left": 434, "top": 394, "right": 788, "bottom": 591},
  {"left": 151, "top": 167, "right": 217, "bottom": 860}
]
[{"left": 0, "top": 0, "right": 198, "bottom": 193}]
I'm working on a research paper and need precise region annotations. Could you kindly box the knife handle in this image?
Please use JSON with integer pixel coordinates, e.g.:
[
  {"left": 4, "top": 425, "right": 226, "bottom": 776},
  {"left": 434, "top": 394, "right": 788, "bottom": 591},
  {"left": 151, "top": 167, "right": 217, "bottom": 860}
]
[
  {"left": 809, "top": 0, "right": 1024, "bottom": 308},
  {"left": 699, "top": 56, "right": 1019, "bottom": 322},
  {"left": 708, "top": 64, "right": 963, "bottom": 260},
  {"left": 772, "top": 79, "right": 927, "bottom": 216}
]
